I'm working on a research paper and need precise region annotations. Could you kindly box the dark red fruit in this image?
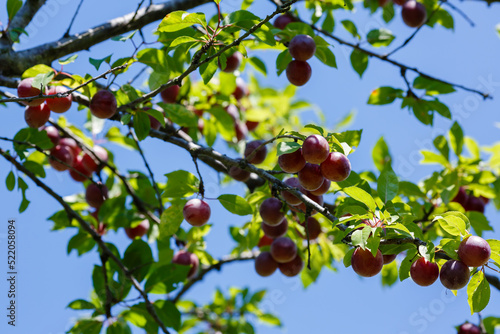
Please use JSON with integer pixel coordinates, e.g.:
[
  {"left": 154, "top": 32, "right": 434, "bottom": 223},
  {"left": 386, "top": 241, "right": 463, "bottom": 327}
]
[
  {"left": 49, "top": 145, "right": 74, "bottom": 171},
  {"left": 228, "top": 159, "right": 251, "bottom": 182},
  {"left": 458, "top": 235, "right": 491, "bottom": 267},
  {"left": 278, "top": 148, "right": 306, "bottom": 173},
  {"left": 281, "top": 178, "right": 303, "bottom": 206},
  {"left": 90, "top": 90, "right": 117, "bottom": 119},
  {"left": 258, "top": 235, "right": 274, "bottom": 248},
  {"left": 378, "top": 0, "right": 390, "bottom": 6},
  {"left": 183, "top": 199, "right": 211, "bottom": 227},
  {"left": 308, "top": 178, "right": 330, "bottom": 196},
  {"left": 479, "top": 196, "right": 490, "bottom": 205},
  {"left": 17, "top": 78, "right": 44, "bottom": 106},
  {"left": 463, "top": 196, "right": 485, "bottom": 214},
  {"left": 402, "top": 1, "right": 427, "bottom": 28},
  {"left": 439, "top": 260, "right": 470, "bottom": 290},
  {"left": 289, "top": 35, "right": 316, "bottom": 61},
  {"left": 233, "top": 78, "right": 249, "bottom": 100},
  {"left": 25, "top": 104, "right": 50, "bottom": 128},
  {"left": 393, "top": 0, "right": 407, "bottom": 5},
  {"left": 125, "top": 219, "right": 150, "bottom": 240},
  {"left": 69, "top": 156, "right": 92, "bottom": 182},
  {"left": 320, "top": 152, "right": 351, "bottom": 182},
  {"left": 81, "top": 146, "right": 108, "bottom": 172},
  {"left": 245, "top": 140, "right": 267, "bottom": 164},
  {"left": 85, "top": 183, "right": 109, "bottom": 208},
  {"left": 279, "top": 254, "right": 304, "bottom": 277},
  {"left": 149, "top": 115, "right": 161, "bottom": 131},
  {"left": 298, "top": 217, "right": 322, "bottom": 240},
  {"left": 458, "top": 323, "right": 481, "bottom": 334},
  {"left": 42, "top": 126, "right": 60, "bottom": 145},
  {"left": 382, "top": 254, "right": 397, "bottom": 264},
  {"left": 160, "top": 85, "right": 180, "bottom": 103},
  {"left": 270, "top": 237, "right": 297, "bottom": 263},
  {"left": 245, "top": 120, "right": 259, "bottom": 132},
  {"left": 234, "top": 121, "right": 248, "bottom": 142},
  {"left": 302, "top": 135, "right": 330, "bottom": 164},
  {"left": 45, "top": 86, "right": 72, "bottom": 113},
  {"left": 172, "top": 250, "right": 199, "bottom": 279},
  {"left": 262, "top": 218, "right": 288, "bottom": 239},
  {"left": 255, "top": 251, "right": 279, "bottom": 277},
  {"left": 274, "top": 14, "right": 295, "bottom": 30},
  {"left": 298, "top": 163, "right": 324, "bottom": 191},
  {"left": 286, "top": 60, "right": 312, "bottom": 86},
  {"left": 351, "top": 248, "right": 383, "bottom": 277},
  {"left": 219, "top": 51, "right": 243, "bottom": 73},
  {"left": 452, "top": 186, "right": 468, "bottom": 206},
  {"left": 410, "top": 257, "right": 439, "bottom": 286},
  {"left": 59, "top": 138, "right": 81, "bottom": 157}
]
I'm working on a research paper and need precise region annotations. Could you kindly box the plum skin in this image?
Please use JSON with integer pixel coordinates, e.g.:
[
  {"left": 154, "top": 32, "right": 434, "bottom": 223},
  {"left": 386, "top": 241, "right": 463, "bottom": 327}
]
[
  {"left": 183, "top": 199, "right": 211, "bottom": 227},
  {"left": 439, "top": 260, "right": 470, "bottom": 290},
  {"left": 458, "top": 235, "right": 491, "bottom": 267},
  {"left": 351, "top": 247, "right": 383, "bottom": 277},
  {"left": 125, "top": 219, "right": 150, "bottom": 240},
  {"left": 255, "top": 251, "right": 279, "bottom": 277},
  {"left": 410, "top": 257, "right": 439, "bottom": 286}
]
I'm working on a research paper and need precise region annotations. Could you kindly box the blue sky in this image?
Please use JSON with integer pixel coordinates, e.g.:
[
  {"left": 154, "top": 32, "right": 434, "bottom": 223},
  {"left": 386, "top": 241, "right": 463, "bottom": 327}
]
[{"left": 1, "top": 0, "right": 500, "bottom": 333}]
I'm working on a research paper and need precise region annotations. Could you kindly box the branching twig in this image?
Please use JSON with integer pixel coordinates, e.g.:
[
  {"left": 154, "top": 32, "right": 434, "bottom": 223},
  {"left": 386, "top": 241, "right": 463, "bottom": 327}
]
[{"left": 63, "top": 0, "right": 85, "bottom": 38}]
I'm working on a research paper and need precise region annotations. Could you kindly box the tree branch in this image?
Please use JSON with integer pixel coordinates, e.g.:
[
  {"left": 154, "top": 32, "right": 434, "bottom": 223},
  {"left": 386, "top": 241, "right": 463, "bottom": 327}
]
[{"left": 0, "top": 0, "right": 47, "bottom": 49}]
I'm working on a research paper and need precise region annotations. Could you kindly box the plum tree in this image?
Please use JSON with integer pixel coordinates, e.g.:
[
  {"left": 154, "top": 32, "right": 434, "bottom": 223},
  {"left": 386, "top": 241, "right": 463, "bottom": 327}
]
[
  {"left": 125, "top": 219, "right": 150, "bottom": 239},
  {"left": 288, "top": 35, "right": 316, "bottom": 61},
  {"left": 90, "top": 90, "right": 117, "bottom": 119},
  {"left": 351, "top": 248, "right": 383, "bottom": 277},
  {"left": 410, "top": 257, "right": 439, "bottom": 286},
  {"left": 458, "top": 235, "right": 491, "bottom": 267},
  {"left": 183, "top": 199, "right": 211, "bottom": 226},
  {"left": 440, "top": 260, "right": 470, "bottom": 290},
  {"left": 172, "top": 250, "right": 199, "bottom": 279}
]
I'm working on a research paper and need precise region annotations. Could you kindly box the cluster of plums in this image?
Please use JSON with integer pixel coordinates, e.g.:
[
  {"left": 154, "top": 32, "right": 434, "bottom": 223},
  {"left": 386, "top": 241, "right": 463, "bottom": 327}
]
[
  {"left": 452, "top": 186, "right": 489, "bottom": 214},
  {"left": 286, "top": 34, "right": 316, "bottom": 87},
  {"left": 351, "top": 235, "right": 491, "bottom": 291}
]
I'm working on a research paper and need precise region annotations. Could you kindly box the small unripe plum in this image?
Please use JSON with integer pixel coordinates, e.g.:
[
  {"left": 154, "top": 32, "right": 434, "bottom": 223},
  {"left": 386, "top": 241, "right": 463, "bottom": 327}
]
[
  {"left": 245, "top": 140, "right": 267, "bottom": 164},
  {"left": 42, "top": 126, "right": 60, "bottom": 145},
  {"left": 234, "top": 121, "right": 248, "bottom": 142},
  {"left": 274, "top": 13, "right": 295, "bottom": 30},
  {"left": 160, "top": 85, "right": 180, "bottom": 103},
  {"left": 258, "top": 235, "right": 274, "bottom": 248},
  {"left": 351, "top": 248, "right": 383, "bottom": 277},
  {"left": 289, "top": 35, "right": 316, "bottom": 61},
  {"left": 382, "top": 254, "right": 397, "bottom": 264},
  {"left": 25, "top": 104, "right": 50, "bottom": 128},
  {"left": 232, "top": 78, "right": 249, "bottom": 100},
  {"left": 270, "top": 237, "right": 297, "bottom": 263},
  {"left": 308, "top": 178, "right": 330, "bottom": 196},
  {"left": 279, "top": 254, "right": 304, "bottom": 277},
  {"left": 219, "top": 51, "right": 243, "bottom": 73},
  {"left": 458, "top": 235, "right": 491, "bottom": 267},
  {"left": 85, "top": 183, "right": 109, "bottom": 208},
  {"left": 260, "top": 198, "right": 285, "bottom": 226},
  {"left": 463, "top": 196, "right": 485, "bottom": 214},
  {"left": 298, "top": 217, "right": 322, "bottom": 240},
  {"left": 90, "top": 90, "right": 117, "bottom": 119},
  {"left": 246, "top": 120, "right": 259, "bottom": 132},
  {"left": 298, "top": 163, "right": 324, "bottom": 191},
  {"left": 45, "top": 86, "right": 73, "bottom": 113},
  {"left": 281, "top": 177, "right": 303, "bottom": 206},
  {"left": 402, "top": 1, "right": 427, "bottom": 28},
  {"left": 49, "top": 145, "right": 74, "bottom": 171},
  {"left": 17, "top": 78, "right": 44, "bottom": 106},
  {"left": 228, "top": 159, "right": 251, "bottom": 182},
  {"left": 125, "top": 219, "right": 150, "bottom": 240},
  {"left": 255, "top": 251, "right": 279, "bottom": 277},
  {"left": 320, "top": 152, "right": 351, "bottom": 182},
  {"left": 278, "top": 148, "right": 306, "bottom": 173},
  {"left": 302, "top": 135, "right": 330, "bottom": 164},
  {"left": 172, "top": 250, "right": 199, "bottom": 279},
  {"left": 410, "top": 257, "right": 439, "bottom": 286},
  {"left": 286, "top": 60, "right": 312, "bottom": 86},
  {"left": 69, "top": 156, "right": 92, "bottom": 182},
  {"left": 439, "top": 260, "right": 470, "bottom": 290},
  {"left": 262, "top": 218, "right": 288, "bottom": 239},
  {"left": 59, "top": 138, "right": 81, "bottom": 157},
  {"left": 81, "top": 146, "right": 108, "bottom": 172},
  {"left": 458, "top": 323, "right": 481, "bottom": 334},
  {"left": 183, "top": 199, "right": 211, "bottom": 227}
]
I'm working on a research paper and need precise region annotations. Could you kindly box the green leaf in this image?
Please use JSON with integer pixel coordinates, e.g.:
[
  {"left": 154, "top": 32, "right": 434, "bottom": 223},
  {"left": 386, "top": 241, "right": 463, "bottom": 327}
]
[
  {"left": 322, "top": 10, "right": 335, "bottom": 33},
  {"left": 7, "top": 0, "right": 22, "bottom": 20},
  {"left": 160, "top": 200, "right": 186, "bottom": 237},
  {"left": 377, "top": 167, "right": 398, "bottom": 203},
  {"left": 67, "top": 319, "right": 103, "bottom": 334},
  {"left": 159, "top": 103, "right": 197, "bottom": 127},
  {"left": 123, "top": 240, "right": 153, "bottom": 282},
  {"left": 399, "top": 249, "right": 418, "bottom": 281},
  {"left": 341, "top": 20, "right": 360, "bottom": 39},
  {"left": 433, "top": 135, "right": 449, "bottom": 160},
  {"left": 199, "top": 53, "right": 218, "bottom": 84},
  {"left": 58, "top": 54, "right": 78, "bottom": 65},
  {"left": 111, "top": 30, "right": 137, "bottom": 42},
  {"left": 22, "top": 64, "right": 54, "bottom": 79},
  {"left": 467, "top": 211, "right": 493, "bottom": 237},
  {"left": 449, "top": 121, "right": 464, "bottom": 157},
  {"left": 259, "top": 313, "right": 281, "bottom": 326},
  {"left": 67, "top": 232, "right": 96, "bottom": 256},
  {"left": 381, "top": 260, "right": 398, "bottom": 286},
  {"left": 218, "top": 194, "right": 253, "bottom": 216},
  {"left": 163, "top": 170, "right": 199, "bottom": 198},
  {"left": 350, "top": 50, "right": 368, "bottom": 78},
  {"left": 467, "top": 271, "right": 490, "bottom": 314},
  {"left": 32, "top": 72, "right": 54, "bottom": 92},
  {"left": 277, "top": 141, "right": 301, "bottom": 156},
  {"left": 155, "top": 300, "right": 182, "bottom": 330},
  {"left": 89, "top": 55, "right": 112, "bottom": 71},
  {"left": 368, "top": 87, "right": 403, "bottom": 105},
  {"left": 366, "top": 28, "right": 395, "bottom": 47},
  {"left": 413, "top": 76, "right": 455, "bottom": 95},
  {"left": 158, "top": 11, "right": 206, "bottom": 32},
  {"left": 275, "top": 49, "right": 292, "bottom": 76},
  {"left": 420, "top": 150, "right": 449, "bottom": 166},
  {"left": 6, "top": 171, "right": 15, "bottom": 191},
  {"left": 248, "top": 56, "right": 268, "bottom": 75},
  {"left": 304, "top": 124, "right": 325, "bottom": 136},
  {"left": 106, "top": 318, "right": 132, "bottom": 334},
  {"left": 487, "top": 239, "right": 500, "bottom": 267},
  {"left": 134, "top": 111, "right": 150, "bottom": 141},
  {"left": 372, "top": 137, "right": 392, "bottom": 172},
  {"left": 434, "top": 214, "right": 467, "bottom": 237},
  {"left": 343, "top": 248, "right": 355, "bottom": 267},
  {"left": 170, "top": 35, "right": 199, "bottom": 47},
  {"left": 343, "top": 186, "right": 377, "bottom": 212},
  {"left": 67, "top": 299, "right": 96, "bottom": 310}
]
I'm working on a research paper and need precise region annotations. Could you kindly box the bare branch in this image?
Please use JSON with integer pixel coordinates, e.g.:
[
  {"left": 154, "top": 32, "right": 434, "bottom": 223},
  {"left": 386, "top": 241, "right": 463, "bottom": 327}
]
[{"left": 0, "top": 0, "right": 47, "bottom": 49}]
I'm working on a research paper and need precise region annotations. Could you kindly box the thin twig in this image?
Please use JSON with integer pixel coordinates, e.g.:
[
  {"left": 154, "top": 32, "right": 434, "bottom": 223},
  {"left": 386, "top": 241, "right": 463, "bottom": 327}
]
[
  {"left": 63, "top": 0, "right": 85, "bottom": 38},
  {"left": 444, "top": 1, "right": 475, "bottom": 27}
]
